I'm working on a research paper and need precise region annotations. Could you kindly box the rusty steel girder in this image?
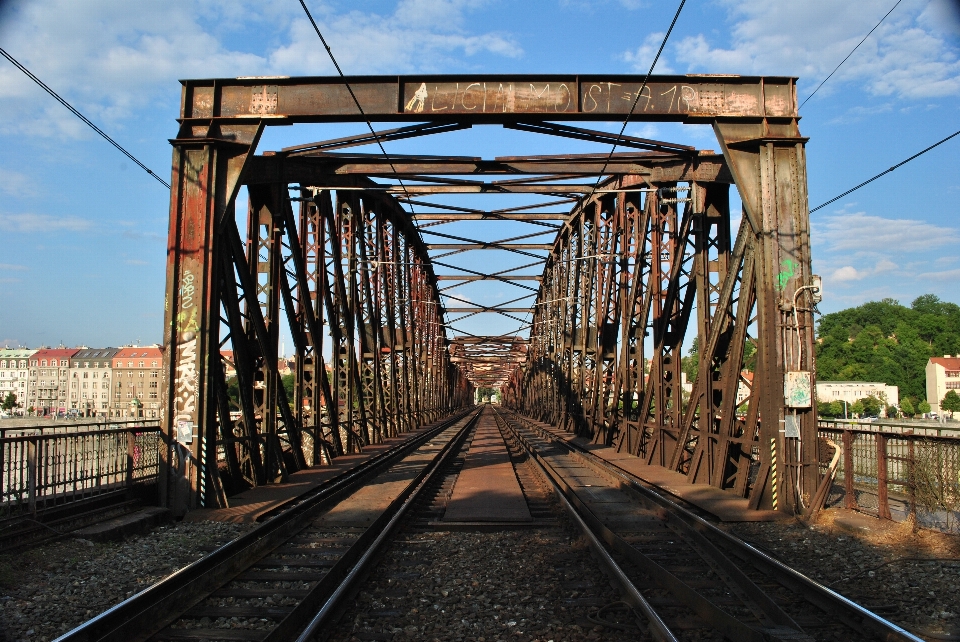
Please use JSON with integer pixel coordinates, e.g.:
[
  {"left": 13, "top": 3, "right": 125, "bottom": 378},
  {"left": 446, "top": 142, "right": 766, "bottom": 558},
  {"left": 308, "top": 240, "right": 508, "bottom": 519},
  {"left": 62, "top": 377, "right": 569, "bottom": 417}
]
[{"left": 161, "top": 73, "right": 820, "bottom": 516}]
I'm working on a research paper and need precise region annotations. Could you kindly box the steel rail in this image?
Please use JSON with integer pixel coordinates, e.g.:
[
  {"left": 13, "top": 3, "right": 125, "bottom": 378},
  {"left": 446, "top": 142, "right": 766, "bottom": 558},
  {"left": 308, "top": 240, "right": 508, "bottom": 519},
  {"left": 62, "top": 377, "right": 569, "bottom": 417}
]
[
  {"left": 489, "top": 406, "right": 678, "bottom": 642},
  {"left": 506, "top": 410, "right": 926, "bottom": 642},
  {"left": 53, "top": 407, "right": 476, "bottom": 642},
  {"left": 294, "top": 406, "right": 484, "bottom": 640}
]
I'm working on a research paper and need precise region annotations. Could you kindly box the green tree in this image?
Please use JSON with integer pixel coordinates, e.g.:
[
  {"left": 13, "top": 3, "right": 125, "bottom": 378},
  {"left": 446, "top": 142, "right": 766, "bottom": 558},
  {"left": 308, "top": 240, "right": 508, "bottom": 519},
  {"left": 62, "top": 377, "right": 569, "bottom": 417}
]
[
  {"left": 851, "top": 400, "right": 865, "bottom": 417},
  {"left": 681, "top": 337, "right": 700, "bottom": 384},
  {"left": 861, "top": 395, "right": 882, "bottom": 417},
  {"left": 886, "top": 405, "right": 899, "bottom": 419},
  {"left": 900, "top": 398, "right": 915, "bottom": 418},
  {"left": 1, "top": 392, "right": 16, "bottom": 412},
  {"left": 942, "top": 390, "right": 960, "bottom": 419},
  {"left": 918, "top": 400, "right": 931, "bottom": 415}
]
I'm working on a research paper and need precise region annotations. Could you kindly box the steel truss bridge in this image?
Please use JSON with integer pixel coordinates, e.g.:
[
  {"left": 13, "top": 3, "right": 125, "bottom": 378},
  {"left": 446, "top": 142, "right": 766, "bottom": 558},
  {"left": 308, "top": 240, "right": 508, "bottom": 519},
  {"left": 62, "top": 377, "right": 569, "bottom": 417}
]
[{"left": 160, "top": 74, "right": 821, "bottom": 518}]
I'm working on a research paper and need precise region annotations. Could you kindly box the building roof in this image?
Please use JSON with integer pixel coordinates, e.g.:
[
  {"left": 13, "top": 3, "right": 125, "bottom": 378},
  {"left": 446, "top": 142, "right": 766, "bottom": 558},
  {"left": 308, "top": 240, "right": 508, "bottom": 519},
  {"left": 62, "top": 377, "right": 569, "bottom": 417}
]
[
  {"left": 32, "top": 348, "right": 79, "bottom": 359},
  {"left": 71, "top": 348, "right": 121, "bottom": 362},
  {"left": 0, "top": 348, "right": 37, "bottom": 359},
  {"left": 930, "top": 357, "right": 960, "bottom": 369},
  {"left": 114, "top": 347, "right": 163, "bottom": 364}
]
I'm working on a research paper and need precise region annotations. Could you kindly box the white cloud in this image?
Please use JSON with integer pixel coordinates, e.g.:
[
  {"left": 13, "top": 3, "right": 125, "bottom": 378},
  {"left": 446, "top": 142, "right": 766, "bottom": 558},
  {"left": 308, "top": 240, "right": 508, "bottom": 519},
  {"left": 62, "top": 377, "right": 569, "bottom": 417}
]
[
  {"left": 670, "top": 0, "right": 960, "bottom": 99},
  {"left": 831, "top": 265, "right": 861, "bottom": 282},
  {"left": 916, "top": 268, "right": 960, "bottom": 280},
  {"left": 817, "top": 211, "right": 960, "bottom": 253},
  {"left": 0, "top": 0, "right": 521, "bottom": 139},
  {"left": 0, "top": 212, "right": 92, "bottom": 233},
  {"left": 0, "top": 169, "right": 37, "bottom": 197},
  {"left": 622, "top": 32, "right": 675, "bottom": 74},
  {"left": 0, "top": 264, "right": 28, "bottom": 271}
]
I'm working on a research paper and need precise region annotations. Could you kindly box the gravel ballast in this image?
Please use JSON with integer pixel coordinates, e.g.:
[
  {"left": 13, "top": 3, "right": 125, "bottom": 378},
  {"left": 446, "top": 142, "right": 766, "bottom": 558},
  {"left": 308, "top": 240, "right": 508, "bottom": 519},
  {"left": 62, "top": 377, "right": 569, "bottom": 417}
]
[
  {"left": 0, "top": 520, "right": 252, "bottom": 642},
  {"left": 326, "top": 528, "right": 640, "bottom": 642},
  {"left": 3, "top": 505, "right": 958, "bottom": 641},
  {"left": 725, "top": 509, "right": 960, "bottom": 638}
]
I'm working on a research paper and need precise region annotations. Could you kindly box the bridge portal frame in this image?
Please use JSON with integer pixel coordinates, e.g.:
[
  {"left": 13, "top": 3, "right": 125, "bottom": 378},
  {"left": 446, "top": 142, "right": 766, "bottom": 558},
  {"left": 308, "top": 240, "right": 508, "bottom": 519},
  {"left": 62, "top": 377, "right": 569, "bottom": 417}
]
[{"left": 161, "top": 74, "right": 819, "bottom": 516}]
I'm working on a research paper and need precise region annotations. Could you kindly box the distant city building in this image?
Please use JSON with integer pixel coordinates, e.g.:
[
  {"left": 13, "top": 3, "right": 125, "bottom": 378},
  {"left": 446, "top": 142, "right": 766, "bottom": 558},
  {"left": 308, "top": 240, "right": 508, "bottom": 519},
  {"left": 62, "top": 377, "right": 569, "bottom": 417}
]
[
  {"left": 27, "top": 348, "right": 79, "bottom": 415},
  {"left": 816, "top": 381, "right": 899, "bottom": 410},
  {"left": 68, "top": 348, "right": 121, "bottom": 417},
  {"left": 0, "top": 348, "right": 36, "bottom": 413},
  {"left": 926, "top": 356, "right": 960, "bottom": 415},
  {"left": 110, "top": 347, "right": 163, "bottom": 419}
]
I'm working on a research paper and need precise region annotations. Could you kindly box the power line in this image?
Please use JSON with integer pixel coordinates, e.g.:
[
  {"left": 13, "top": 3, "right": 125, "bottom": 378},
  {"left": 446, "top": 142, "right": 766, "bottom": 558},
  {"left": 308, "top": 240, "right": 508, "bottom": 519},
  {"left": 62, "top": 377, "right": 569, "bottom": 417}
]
[
  {"left": 0, "top": 46, "right": 170, "bottom": 189},
  {"left": 296, "top": 2, "right": 417, "bottom": 218},
  {"left": 810, "top": 128, "right": 960, "bottom": 212},
  {"left": 590, "top": 0, "right": 686, "bottom": 195},
  {"left": 799, "top": 0, "right": 902, "bottom": 110},
  {"left": 296, "top": 1, "right": 446, "bottom": 323}
]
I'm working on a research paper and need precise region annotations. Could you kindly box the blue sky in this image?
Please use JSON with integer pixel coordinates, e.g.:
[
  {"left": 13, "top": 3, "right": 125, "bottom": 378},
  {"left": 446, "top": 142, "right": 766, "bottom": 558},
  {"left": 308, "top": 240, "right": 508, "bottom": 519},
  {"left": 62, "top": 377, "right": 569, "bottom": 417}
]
[{"left": 0, "top": 0, "right": 959, "bottom": 351}]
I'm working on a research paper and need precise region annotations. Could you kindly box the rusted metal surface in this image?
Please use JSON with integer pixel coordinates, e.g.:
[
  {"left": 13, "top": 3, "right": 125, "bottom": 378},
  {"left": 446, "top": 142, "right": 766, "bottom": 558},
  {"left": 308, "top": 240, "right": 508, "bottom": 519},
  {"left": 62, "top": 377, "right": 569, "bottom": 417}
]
[
  {"left": 161, "top": 72, "right": 819, "bottom": 516},
  {"left": 178, "top": 75, "right": 797, "bottom": 123}
]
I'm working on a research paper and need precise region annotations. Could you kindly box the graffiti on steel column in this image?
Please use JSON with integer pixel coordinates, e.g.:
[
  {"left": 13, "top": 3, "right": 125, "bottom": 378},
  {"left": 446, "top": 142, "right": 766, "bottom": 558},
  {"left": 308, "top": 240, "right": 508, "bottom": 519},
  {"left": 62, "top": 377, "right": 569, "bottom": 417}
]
[
  {"left": 775, "top": 259, "right": 798, "bottom": 292},
  {"left": 401, "top": 81, "right": 791, "bottom": 117},
  {"left": 173, "top": 268, "right": 199, "bottom": 444}
]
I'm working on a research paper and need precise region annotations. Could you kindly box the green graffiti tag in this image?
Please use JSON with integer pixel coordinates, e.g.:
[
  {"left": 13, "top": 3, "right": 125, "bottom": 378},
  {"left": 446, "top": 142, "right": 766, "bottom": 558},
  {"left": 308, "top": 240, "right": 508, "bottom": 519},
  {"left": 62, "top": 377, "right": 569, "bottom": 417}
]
[{"left": 776, "top": 259, "right": 798, "bottom": 291}]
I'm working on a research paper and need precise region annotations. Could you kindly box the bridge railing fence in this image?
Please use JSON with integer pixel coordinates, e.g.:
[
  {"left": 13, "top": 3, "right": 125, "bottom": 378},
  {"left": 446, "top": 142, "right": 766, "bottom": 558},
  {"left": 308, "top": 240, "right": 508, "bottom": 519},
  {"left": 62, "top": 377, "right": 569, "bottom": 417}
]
[
  {"left": 1, "top": 421, "right": 161, "bottom": 516},
  {"left": 818, "top": 421, "right": 960, "bottom": 532}
]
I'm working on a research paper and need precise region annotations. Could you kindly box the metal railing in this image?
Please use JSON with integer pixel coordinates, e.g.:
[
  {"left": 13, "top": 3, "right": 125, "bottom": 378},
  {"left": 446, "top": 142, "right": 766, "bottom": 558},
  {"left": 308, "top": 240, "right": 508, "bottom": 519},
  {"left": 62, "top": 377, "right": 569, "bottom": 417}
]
[
  {"left": 818, "top": 420, "right": 960, "bottom": 532},
  {"left": 1, "top": 421, "right": 161, "bottom": 515}
]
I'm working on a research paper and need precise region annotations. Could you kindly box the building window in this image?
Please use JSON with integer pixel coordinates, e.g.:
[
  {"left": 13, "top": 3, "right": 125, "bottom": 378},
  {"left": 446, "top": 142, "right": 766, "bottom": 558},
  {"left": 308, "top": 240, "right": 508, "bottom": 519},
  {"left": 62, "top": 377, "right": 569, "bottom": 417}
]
[
  {"left": 946, "top": 370, "right": 960, "bottom": 378},
  {"left": 83, "top": 372, "right": 88, "bottom": 379},
  {"left": 151, "top": 372, "right": 158, "bottom": 378},
  {"left": 947, "top": 381, "right": 960, "bottom": 390},
  {"left": 139, "top": 361, "right": 144, "bottom": 368},
  {"left": 139, "top": 371, "right": 144, "bottom": 378},
  {"left": 149, "top": 392, "right": 158, "bottom": 399},
  {"left": 149, "top": 381, "right": 158, "bottom": 388}
]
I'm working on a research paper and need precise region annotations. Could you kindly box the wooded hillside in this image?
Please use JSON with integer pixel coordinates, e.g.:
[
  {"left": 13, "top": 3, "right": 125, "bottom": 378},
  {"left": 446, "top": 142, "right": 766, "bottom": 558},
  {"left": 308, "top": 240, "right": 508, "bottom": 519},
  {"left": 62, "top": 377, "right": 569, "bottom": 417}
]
[{"left": 815, "top": 295, "right": 960, "bottom": 401}]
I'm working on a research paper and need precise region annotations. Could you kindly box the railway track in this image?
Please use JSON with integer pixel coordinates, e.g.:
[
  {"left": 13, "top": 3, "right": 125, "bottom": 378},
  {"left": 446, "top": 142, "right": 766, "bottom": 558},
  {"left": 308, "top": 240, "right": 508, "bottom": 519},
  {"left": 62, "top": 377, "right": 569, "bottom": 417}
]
[
  {"left": 491, "top": 407, "right": 924, "bottom": 642},
  {"left": 53, "top": 405, "right": 928, "bottom": 642},
  {"left": 53, "top": 407, "right": 482, "bottom": 642}
]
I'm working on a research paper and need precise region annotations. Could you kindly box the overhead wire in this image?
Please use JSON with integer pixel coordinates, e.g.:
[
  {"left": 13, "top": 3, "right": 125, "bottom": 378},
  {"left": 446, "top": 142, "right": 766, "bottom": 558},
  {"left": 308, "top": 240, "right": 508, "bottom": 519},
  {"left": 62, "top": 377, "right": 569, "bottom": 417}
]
[
  {"left": 0, "top": 46, "right": 170, "bottom": 189},
  {"left": 296, "top": 1, "right": 452, "bottom": 326},
  {"left": 810, "top": 128, "right": 960, "bottom": 212},
  {"left": 588, "top": 0, "right": 686, "bottom": 196},
  {"left": 799, "top": 0, "right": 902, "bottom": 110}
]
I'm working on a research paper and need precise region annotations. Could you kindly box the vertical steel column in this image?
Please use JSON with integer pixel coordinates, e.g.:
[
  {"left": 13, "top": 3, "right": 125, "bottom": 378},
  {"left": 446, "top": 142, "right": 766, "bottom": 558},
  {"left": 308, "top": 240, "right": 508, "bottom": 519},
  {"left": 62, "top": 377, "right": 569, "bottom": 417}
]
[
  {"left": 161, "top": 121, "right": 262, "bottom": 515},
  {"left": 714, "top": 118, "right": 818, "bottom": 513}
]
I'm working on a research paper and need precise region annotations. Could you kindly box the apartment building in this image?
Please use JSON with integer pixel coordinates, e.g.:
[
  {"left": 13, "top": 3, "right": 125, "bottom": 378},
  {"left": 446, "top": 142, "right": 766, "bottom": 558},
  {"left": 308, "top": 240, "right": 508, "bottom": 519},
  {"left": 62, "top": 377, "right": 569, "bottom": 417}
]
[
  {"left": 110, "top": 347, "right": 163, "bottom": 418},
  {"left": 927, "top": 356, "right": 960, "bottom": 414},
  {"left": 816, "top": 381, "right": 899, "bottom": 407},
  {"left": 27, "top": 348, "right": 78, "bottom": 415},
  {"left": 0, "top": 348, "right": 36, "bottom": 413},
  {"left": 69, "top": 348, "right": 121, "bottom": 417}
]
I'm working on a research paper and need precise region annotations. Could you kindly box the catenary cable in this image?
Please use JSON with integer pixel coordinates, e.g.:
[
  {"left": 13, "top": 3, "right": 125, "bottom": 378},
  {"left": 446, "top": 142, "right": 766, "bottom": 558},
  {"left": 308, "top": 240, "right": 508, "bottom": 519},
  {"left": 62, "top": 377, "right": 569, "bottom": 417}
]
[
  {"left": 810, "top": 128, "right": 960, "bottom": 212},
  {"left": 588, "top": 0, "right": 686, "bottom": 196},
  {"left": 799, "top": 0, "right": 902, "bottom": 110},
  {"left": 297, "top": 0, "right": 452, "bottom": 327},
  {"left": 0, "top": 46, "right": 170, "bottom": 189}
]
